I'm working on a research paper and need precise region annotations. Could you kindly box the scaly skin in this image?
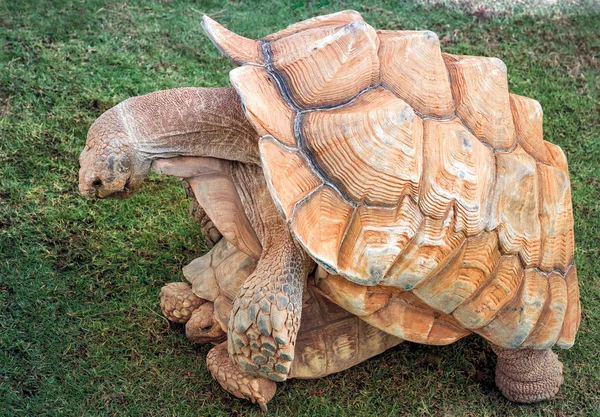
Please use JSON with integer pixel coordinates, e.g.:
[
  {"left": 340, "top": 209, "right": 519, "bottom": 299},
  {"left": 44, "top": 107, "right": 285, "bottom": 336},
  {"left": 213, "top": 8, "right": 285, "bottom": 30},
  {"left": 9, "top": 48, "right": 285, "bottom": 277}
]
[
  {"left": 79, "top": 87, "right": 259, "bottom": 199},
  {"left": 207, "top": 342, "right": 277, "bottom": 411},
  {"left": 228, "top": 220, "right": 313, "bottom": 381},
  {"left": 160, "top": 282, "right": 205, "bottom": 323},
  {"left": 492, "top": 345, "right": 564, "bottom": 403}
]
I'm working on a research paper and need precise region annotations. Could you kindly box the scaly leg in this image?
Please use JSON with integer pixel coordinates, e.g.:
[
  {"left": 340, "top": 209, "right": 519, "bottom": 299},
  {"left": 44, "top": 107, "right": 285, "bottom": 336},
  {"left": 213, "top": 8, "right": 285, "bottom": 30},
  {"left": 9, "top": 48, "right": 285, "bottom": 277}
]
[
  {"left": 207, "top": 341, "right": 276, "bottom": 411},
  {"left": 228, "top": 223, "right": 313, "bottom": 382},
  {"left": 160, "top": 282, "right": 204, "bottom": 324},
  {"left": 492, "top": 345, "right": 564, "bottom": 403}
]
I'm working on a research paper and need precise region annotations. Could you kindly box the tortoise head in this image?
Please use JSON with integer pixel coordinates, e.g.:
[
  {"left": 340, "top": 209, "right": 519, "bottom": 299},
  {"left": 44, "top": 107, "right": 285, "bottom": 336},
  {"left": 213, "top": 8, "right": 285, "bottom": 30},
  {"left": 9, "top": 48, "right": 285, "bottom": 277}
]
[
  {"left": 186, "top": 303, "right": 227, "bottom": 344},
  {"left": 79, "top": 104, "right": 149, "bottom": 199}
]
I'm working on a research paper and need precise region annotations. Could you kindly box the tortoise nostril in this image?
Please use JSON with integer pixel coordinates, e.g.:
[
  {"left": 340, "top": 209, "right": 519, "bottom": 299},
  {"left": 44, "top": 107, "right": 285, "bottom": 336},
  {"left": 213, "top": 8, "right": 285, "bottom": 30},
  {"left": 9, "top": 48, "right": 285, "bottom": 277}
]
[{"left": 91, "top": 178, "right": 103, "bottom": 188}]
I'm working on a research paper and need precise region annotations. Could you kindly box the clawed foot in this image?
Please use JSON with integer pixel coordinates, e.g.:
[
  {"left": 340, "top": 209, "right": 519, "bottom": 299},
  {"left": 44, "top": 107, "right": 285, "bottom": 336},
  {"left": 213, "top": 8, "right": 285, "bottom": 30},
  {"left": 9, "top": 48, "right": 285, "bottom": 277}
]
[
  {"left": 160, "top": 282, "right": 205, "bottom": 323},
  {"left": 207, "top": 342, "right": 277, "bottom": 411},
  {"left": 493, "top": 345, "right": 564, "bottom": 403}
]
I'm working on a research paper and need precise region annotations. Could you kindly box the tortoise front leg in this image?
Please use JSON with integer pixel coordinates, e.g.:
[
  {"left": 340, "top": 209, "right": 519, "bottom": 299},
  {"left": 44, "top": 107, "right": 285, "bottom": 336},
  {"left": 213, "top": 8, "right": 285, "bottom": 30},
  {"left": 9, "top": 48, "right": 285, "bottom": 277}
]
[
  {"left": 160, "top": 282, "right": 205, "bottom": 324},
  {"left": 160, "top": 282, "right": 226, "bottom": 344},
  {"left": 228, "top": 224, "right": 313, "bottom": 381},
  {"left": 492, "top": 344, "right": 564, "bottom": 403},
  {"left": 207, "top": 342, "right": 277, "bottom": 411}
]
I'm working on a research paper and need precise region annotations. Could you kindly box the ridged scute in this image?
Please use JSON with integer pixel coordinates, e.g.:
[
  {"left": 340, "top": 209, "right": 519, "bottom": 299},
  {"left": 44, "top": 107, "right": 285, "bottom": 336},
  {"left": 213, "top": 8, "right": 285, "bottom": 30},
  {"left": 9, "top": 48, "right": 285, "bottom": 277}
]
[
  {"left": 269, "top": 20, "right": 379, "bottom": 108},
  {"left": 509, "top": 94, "right": 569, "bottom": 172},
  {"left": 337, "top": 196, "right": 423, "bottom": 284},
  {"left": 301, "top": 88, "right": 423, "bottom": 206},
  {"left": 488, "top": 146, "right": 541, "bottom": 267},
  {"left": 443, "top": 53, "right": 516, "bottom": 150},
  {"left": 383, "top": 207, "right": 465, "bottom": 290},
  {"left": 478, "top": 269, "right": 548, "bottom": 348},
  {"left": 413, "top": 232, "right": 501, "bottom": 314},
  {"left": 556, "top": 265, "right": 581, "bottom": 348},
  {"left": 201, "top": 16, "right": 263, "bottom": 65},
  {"left": 230, "top": 66, "right": 296, "bottom": 146},
  {"left": 419, "top": 119, "right": 495, "bottom": 236},
  {"left": 259, "top": 136, "right": 322, "bottom": 219},
  {"left": 378, "top": 30, "right": 454, "bottom": 117},
  {"left": 537, "top": 164, "right": 575, "bottom": 272},
  {"left": 204, "top": 11, "right": 579, "bottom": 350},
  {"left": 262, "top": 10, "right": 364, "bottom": 42},
  {"left": 290, "top": 185, "right": 354, "bottom": 272},
  {"left": 453, "top": 255, "right": 523, "bottom": 329}
]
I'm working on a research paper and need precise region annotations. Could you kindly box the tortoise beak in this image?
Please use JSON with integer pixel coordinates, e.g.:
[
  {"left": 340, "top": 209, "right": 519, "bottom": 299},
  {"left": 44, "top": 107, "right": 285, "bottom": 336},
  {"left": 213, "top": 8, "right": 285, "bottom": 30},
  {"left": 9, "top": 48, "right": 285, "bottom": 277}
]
[{"left": 78, "top": 148, "right": 136, "bottom": 199}]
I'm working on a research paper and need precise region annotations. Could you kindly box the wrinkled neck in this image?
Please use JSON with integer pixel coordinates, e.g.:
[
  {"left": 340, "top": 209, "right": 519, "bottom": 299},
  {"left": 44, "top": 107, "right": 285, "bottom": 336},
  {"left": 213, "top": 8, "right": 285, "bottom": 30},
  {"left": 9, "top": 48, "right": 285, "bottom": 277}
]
[{"left": 118, "top": 87, "right": 260, "bottom": 165}]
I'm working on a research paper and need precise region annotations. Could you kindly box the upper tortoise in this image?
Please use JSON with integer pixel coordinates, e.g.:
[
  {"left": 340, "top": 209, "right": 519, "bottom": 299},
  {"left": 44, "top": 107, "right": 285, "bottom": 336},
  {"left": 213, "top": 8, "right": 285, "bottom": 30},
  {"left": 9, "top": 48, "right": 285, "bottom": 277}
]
[{"left": 203, "top": 8, "right": 580, "bottom": 400}]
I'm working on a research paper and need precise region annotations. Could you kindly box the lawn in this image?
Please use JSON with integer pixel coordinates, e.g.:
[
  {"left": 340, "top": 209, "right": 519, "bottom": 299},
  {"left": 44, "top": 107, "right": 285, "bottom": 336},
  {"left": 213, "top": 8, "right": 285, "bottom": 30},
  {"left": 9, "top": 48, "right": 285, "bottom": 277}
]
[{"left": 1, "top": 0, "right": 599, "bottom": 416}]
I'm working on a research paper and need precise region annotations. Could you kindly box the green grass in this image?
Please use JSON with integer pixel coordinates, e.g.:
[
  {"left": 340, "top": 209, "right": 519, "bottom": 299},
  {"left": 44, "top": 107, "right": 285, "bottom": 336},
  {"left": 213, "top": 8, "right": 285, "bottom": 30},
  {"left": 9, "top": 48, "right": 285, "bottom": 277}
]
[{"left": 1, "top": 1, "right": 599, "bottom": 416}]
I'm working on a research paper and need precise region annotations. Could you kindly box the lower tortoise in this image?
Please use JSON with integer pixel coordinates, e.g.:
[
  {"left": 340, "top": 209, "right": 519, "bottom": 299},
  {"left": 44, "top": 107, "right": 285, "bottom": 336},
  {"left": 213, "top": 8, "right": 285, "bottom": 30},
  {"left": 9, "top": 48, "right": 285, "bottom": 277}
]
[
  {"left": 160, "top": 238, "right": 401, "bottom": 410},
  {"left": 78, "top": 10, "right": 580, "bottom": 410}
]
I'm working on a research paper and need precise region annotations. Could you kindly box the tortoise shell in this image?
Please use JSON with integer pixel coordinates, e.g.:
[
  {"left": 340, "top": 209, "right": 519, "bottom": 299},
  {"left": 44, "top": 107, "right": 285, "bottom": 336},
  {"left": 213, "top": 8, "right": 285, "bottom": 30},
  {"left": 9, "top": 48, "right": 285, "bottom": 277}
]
[
  {"left": 202, "top": 11, "right": 580, "bottom": 349},
  {"left": 183, "top": 239, "right": 402, "bottom": 378}
]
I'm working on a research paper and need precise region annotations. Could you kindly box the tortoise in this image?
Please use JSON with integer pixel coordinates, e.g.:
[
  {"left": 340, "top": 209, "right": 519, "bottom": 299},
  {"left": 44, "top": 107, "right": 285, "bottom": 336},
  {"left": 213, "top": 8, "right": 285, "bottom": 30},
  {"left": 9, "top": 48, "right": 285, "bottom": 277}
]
[
  {"left": 77, "top": 9, "right": 580, "bottom": 409},
  {"left": 160, "top": 237, "right": 401, "bottom": 410}
]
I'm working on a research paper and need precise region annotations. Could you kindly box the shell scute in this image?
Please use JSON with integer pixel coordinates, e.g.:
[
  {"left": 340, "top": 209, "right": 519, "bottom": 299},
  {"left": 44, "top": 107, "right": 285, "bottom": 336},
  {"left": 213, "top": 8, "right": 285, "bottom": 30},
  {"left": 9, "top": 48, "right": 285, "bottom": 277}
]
[
  {"left": 364, "top": 297, "right": 436, "bottom": 343},
  {"left": 544, "top": 141, "right": 569, "bottom": 172},
  {"left": 262, "top": 10, "right": 364, "bottom": 42},
  {"left": 522, "top": 272, "right": 568, "bottom": 349},
  {"left": 230, "top": 66, "right": 296, "bottom": 146},
  {"left": 509, "top": 93, "right": 569, "bottom": 172},
  {"left": 537, "top": 164, "right": 575, "bottom": 272},
  {"left": 337, "top": 196, "right": 422, "bottom": 284},
  {"left": 301, "top": 87, "right": 423, "bottom": 206},
  {"left": 201, "top": 16, "right": 263, "bottom": 65},
  {"left": 452, "top": 255, "right": 523, "bottom": 329},
  {"left": 290, "top": 185, "right": 354, "bottom": 273},
  {"left": 269, "top": 20, "right": 379, "bottom": 108},
  {"left": 383, "top": 207, "right": 465, "bottom": 290},
  {"left": 419, "top": 119, "right": 495, "bottom": 236},
  {"left": 413, "top": 231, "right": 500, "bottom": 314},
  {"left": 488, "top": 145, "right": 541, "bottom": 267},
  {"left": 259, "top": 136, "right": 322, "bottom": 219},
  {"left": 315, "top": 270, "right": 392, "bottom": 316},
  {"left": 378, "top": 30, "right": 454, "bottom": 117},
  {"left": 443, "top": 53, "right": 516, "bottom": 150},
  {"left": 556, "top": 265, "right": 580, "bottom": 348},
  {"left": 477, "top": 269, "right": 548, "bottom": 348}
]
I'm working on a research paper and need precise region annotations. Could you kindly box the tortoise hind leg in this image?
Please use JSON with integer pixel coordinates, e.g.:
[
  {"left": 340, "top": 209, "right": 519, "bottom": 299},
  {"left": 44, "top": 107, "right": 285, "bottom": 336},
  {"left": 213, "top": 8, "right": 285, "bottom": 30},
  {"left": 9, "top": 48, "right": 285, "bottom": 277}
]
[
  {"left": 492, "top": 345, "right": 564, "bottom": 403},
  {"left": 207, "top": 342, "right": 277, "bottom": 411}
]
